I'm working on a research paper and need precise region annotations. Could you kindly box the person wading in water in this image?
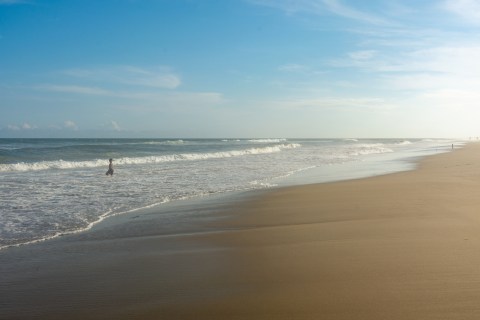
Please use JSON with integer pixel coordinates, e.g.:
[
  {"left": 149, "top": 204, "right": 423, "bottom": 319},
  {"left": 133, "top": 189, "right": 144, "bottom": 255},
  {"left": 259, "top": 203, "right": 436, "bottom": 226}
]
[{"left": 106, "top": 158, "right": 114, "bottom": 176}]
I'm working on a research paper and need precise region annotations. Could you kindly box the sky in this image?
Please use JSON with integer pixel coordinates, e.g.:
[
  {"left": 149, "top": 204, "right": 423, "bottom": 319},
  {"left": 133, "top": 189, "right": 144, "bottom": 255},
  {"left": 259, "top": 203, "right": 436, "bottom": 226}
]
[{"left": 1, "top": 0, "right": 480, "bottom": 138}]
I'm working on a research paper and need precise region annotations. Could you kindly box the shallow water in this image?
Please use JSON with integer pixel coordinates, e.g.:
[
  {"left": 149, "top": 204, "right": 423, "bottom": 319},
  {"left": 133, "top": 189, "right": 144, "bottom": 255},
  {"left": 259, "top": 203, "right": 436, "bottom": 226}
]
[{"left": 0, "top": 138, "right": 460, "bottom": 249}]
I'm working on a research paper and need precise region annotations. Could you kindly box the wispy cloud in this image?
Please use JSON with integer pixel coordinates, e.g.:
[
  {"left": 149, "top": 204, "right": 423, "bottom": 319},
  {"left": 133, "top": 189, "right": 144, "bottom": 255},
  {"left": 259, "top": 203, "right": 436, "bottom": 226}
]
[
  {"left": 277, "top": 64, "right": 327, "bottom": 78},
  {"left": 407, "top": 46, "right": 480, "bottom": 75},
  {"left": 248, "top": 0, "right": 390, "bottom": 25},
  {"left": 332, "top": 43, "right": 480, "bottom": 77},
  {"left": 443, "top": 0, "right": 480, "bottom": 25},
  {"left": 269, "top": 96, "right": 394, "bottom": 111},
  {"left": 278, "top": 63, "right": 310, "bottom": 73},
  {"left": 321, "top": 0, "right": 389, "bottom": 25},
  {"left": 62, "top": 66, "right": 181, "bottom": 89},
  {"left": 64, "top": 120, "right": 78, "bottom": 130},
  {"left": 35, "top": 65, "right": 191, "bottom": 104},
  {"left": 37, "top": 84, "right": 112, "bottom": 95},
  {"left": 38, "top": 83, "right": 223, "bottom": 104},
  {"left": 330, "top": 50, "right": 402, "bottom": 72},
  {"left": 36, "top": 81, "right": 225, "bottom": 113},
  {"left": 7, "top": 122, "right": 36, "bottom": 131},
  {"left": 114, "top": 91, "right": 225, "bottom": 112},
  {"left": 251, "top": 0, "right": 480, "bottom": 125},
  {"left": 7, "top": 124, "right": 20, "bottom": 131},
  {"left": 347, "top": 50, "right": 377, "bottom": 61},
  {"left": 110, "top": 120, "right": 121, "bottom": 131},
  {"left": 381, "top": 45, "right": 480, "bottom": 95}
]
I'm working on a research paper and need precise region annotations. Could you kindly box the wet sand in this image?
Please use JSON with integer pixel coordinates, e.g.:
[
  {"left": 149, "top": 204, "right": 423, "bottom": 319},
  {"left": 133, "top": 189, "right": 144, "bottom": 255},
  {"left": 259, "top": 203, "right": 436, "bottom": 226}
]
[{"left": 3, "top": 143, "right": 480, "bottom": 319}]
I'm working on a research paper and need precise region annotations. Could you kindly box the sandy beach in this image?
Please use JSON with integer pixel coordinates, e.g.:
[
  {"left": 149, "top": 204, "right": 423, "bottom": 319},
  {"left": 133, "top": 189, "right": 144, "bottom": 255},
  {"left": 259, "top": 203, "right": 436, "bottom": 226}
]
[{"left": 3, "top": 142, "right": 480, "bottom": 319}]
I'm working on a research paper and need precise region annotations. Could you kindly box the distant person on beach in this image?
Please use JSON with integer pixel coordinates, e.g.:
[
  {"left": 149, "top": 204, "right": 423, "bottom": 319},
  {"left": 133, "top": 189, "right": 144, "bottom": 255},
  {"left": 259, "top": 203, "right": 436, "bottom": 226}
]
[{"left": 106, "top": 158, "right": 114, "bottom": 176}]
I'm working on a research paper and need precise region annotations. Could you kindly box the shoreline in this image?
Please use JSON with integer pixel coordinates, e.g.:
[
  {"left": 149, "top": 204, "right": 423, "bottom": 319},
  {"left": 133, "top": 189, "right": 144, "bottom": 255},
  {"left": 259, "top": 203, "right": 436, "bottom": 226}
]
[
  {"left": 0, "top": 138, "right": 457, "bottom": 251},
  {"left": 195, "top": 142, "right": 480, "bottom": 319},
  {"left": 2, "top": 142, "right": 480, "bottom": 319}
]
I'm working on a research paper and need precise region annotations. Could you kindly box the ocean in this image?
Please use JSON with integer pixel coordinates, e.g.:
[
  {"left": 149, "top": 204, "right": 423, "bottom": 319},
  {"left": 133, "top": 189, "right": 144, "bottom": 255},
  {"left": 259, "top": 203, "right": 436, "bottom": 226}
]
[{"left": 0, "top": 138, "right": 461, "bottom": 250}]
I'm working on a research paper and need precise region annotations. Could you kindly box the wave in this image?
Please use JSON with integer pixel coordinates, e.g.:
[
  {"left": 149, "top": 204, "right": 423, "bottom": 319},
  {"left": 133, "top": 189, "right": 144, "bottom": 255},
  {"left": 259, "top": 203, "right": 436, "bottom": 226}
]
[
  {"left": 396, "top": 140, "right": 412, "bottom": 145},
  {"left": 139, "top": 140, "right": 185, "bottom": 145},
  {"left": 0, "top": 143, "right": 301, "bottom": 172},
  {"left": 248, "top": 138, "right": 287, "bottom": 143},
  {"left": 346, "top": 143, "right": 393, "bottom": 156}
]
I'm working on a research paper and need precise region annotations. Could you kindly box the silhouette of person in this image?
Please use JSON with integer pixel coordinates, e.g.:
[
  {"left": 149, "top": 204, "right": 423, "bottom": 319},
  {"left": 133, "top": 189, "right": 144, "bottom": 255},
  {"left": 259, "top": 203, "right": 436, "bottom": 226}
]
[{"left": 106, "top": 158, "right": 114, "bottom": 176}]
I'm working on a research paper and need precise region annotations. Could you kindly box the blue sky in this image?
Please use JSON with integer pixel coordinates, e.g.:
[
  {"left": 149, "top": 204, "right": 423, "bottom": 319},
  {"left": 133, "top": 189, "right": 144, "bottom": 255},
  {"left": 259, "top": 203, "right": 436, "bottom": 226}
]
[{"left": 1, "top": 0, "right": 480, "bottom": 138}]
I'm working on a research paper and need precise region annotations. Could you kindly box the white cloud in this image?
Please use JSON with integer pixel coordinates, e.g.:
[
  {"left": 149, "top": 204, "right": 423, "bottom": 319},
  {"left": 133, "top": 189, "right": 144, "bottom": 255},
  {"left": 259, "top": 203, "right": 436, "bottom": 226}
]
[
  {"left": 157, "top": 92, "right": 225, "bottom": 107},
  {"left": 7, "top": 122, "right": 36, "bottom": 130},
  {"left": 22, "top": 123, "right": 33, "bottom": 130},
  {"left": 278, "top": 64, "right": 310, "bottom": 73},
  {"left": 249, "top": 0, "right": 390, "bottom": 25},
  {"left": 348, "top": 50, "right": 376, "bottom": 61},
  {"left": 110, "top": 120, "right": 121, "bottom": 131},
  {"left": 378, "top": 45, "right": 480, "bottom": 94},
  {"left": 334, "top": 43, "right": 480, "bottom": 81},
  {"left": 38, "top": 84, "right": 111, "bottom": 95},
  {"left": 408, "top": 46, "right": 480, "bottom": 75},
  {"left": 7, "top": 124, "right": 20, "bottom": 130},
  {"left": 64, "top": 120, "right": 78, "bottom": 130},
  {"left": 35, "top": 81, "right": 225, "bottom": 113},
  {"left": 32, "top": 65, "right": 221, "bottom": 115},
  {"left": 63, "top": 66, "right": 181, "bottom": 89},
  {"left": 269, "top": 96, "right": 394, "bottom": 110},
  {"left": 321, "top": 0, "right": 389, "bottom": 25},
  {"left": 443, "top": 0, "right": 480, "bottom": 24},
  {"left": 421, "top": 89, "right": 480, "bottom": 104},
  {"left": 330, "top": 51, "right": 401, "bottom": 72},
  {"left": 114, "top": 91, "right": 225, "bottom": 112}
]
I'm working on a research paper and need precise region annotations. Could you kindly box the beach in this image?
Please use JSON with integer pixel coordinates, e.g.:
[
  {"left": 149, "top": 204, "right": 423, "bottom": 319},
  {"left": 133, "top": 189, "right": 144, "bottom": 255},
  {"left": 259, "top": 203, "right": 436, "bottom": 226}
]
[{"left": 2, "top": 142, "right": 480, "bottom": 319}]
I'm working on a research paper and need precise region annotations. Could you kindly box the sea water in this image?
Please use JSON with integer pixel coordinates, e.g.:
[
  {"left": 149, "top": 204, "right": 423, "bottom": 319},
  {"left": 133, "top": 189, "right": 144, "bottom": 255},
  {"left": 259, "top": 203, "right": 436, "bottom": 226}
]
[{"left": 0, "top": 138, "right": 461, "bottom": 249}]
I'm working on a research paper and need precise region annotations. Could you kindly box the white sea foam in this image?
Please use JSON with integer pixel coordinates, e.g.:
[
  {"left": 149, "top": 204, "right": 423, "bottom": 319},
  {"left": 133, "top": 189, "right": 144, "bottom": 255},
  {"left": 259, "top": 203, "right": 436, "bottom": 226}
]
[
  {"left": 345, "top": 143, "right": 393, "bottom": 156},
  {"left": 0, "top": 143, "right": 301, "bottom": 172},
  {"left": 248, "top": 138, "right": 287, "bottom": 143},
  {"left": 140, "top": 140, "right": 185, "bottom": 145},
  {"left": 1, "top": 138, "right": 459, "bottom": 250},
  {"left": 250, "top": 180, "right": 278, "bottom": 188}
]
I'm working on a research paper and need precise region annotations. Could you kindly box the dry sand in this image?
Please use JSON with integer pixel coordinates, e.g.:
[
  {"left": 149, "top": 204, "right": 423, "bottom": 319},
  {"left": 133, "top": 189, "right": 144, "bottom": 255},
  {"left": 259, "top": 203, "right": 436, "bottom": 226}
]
[{"left": 3, "top": 142, "right": 480, "bottom": 319}]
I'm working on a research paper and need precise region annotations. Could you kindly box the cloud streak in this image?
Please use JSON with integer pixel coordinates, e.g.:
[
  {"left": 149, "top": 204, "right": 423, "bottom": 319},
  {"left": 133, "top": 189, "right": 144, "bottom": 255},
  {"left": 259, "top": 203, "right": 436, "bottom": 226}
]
[
  {"left": 322, "top": 0, "right": 389, "bottom": 25},
  {"left": 6, "top": 122, "right": 36, "bottom": 131},
  {"left": 443, "top": 0, "right": 480, "bottom": 25},
  {"left": 35, "top": 81, "right": 225, "bottom": 114},
  {"left": 62, "top": 66, "right": 181, "bottom": 89},
  {"left": 37, "top": 83, "right": 223, "bottom": 103},
  {"left": 37, "top": 84, "right": 112, "bottom": 95},
  {"left": 249, "top": 0, "right": 390, "bottom": 25},
  {"left": 267, "top": 96, "right": 394, "bottom": 111}
]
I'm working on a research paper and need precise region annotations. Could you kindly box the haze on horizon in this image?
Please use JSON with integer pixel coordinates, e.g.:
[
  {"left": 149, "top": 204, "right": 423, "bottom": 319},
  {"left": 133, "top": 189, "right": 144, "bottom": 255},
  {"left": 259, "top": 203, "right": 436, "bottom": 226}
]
[{"left": 1, "top": 0, "right": 480, "bottom": 139}]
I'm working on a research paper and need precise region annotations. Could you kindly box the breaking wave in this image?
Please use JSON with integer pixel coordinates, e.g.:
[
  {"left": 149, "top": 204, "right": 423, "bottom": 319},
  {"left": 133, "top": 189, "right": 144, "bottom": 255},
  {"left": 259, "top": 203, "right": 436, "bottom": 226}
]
[
  {"left": 248, "top": 138, "right": 287, "bottom": 143},
  {"left": 0, "top": 143, "right": 301, "bottom": 172}
]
